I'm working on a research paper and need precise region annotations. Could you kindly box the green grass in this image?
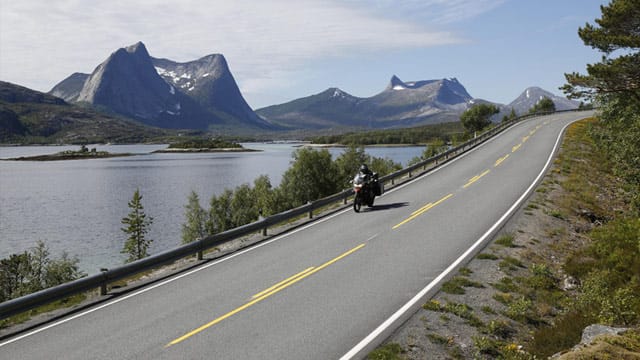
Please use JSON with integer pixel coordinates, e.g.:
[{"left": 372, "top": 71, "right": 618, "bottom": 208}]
[
  {"left": 499, "top": 256, "right": 525, "bottom": 272},
  {"left": 495, "top": 234, "right": 516, "bottom": 247},
  {"left": 441, "top": 276, "right": 484, "bottom": 294},
  {"left": 478, "top": 253, "right": 499, "bottom": 260},
  {"left": 367, "top": 343, "right": 404, "bottom": 360},
  {"left": 0, "top": 293, "right": 87, "bottom": 329}
]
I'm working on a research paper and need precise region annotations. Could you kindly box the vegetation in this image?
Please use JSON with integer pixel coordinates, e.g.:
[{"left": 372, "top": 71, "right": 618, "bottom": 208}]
[
  {"left": 0, "top": 240, "right": 84, "bottom": 303},
  {"left": 563, "top": 0, "right": 640, "bottom": 210},
  {"left": 121, "top": 189, "right": 154, "bottom": 263},
  {"left": 460, "top": 103, "right": 499, "bottom": 134},
  {"left": 7, "top": 145, "right": 134, "bottom": 161},
  {"left": 309, "top": 121, "right": 465, "bottom": 145},
  {"left": 182, "top": 191, "right": 207, "bottom": 244},
  {"left": 167, "top": 138, "right": 242, "bottom": 149},
  {"left": 182, "top": 146, "right": 401, "bottom": 239},
  {"left": 528, "top": 96, "right": 556, "bottom": 114}
]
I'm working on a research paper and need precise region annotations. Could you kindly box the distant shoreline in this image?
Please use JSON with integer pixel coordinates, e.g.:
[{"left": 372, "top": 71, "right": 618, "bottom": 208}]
[
  {"left": 5, "top": 152, "right": 134, "bottom": 161},
  {"left": 303, "top": 143, "right": 425, "bottom": 148},
  {"left": 152, "top": 147, "right": 261, "bottom": 153}
]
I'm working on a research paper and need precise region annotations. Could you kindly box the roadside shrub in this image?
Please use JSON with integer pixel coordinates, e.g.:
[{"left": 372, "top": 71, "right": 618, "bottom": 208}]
[
  {"left": 496, "top": 234, "right": 516, "bottom": 247},
  {"left": 499, "top": 257, "right": 525, "bottom": 272},
  {"left": 483, "top": 320, "right": 515, "bottom": 339},
  {"left": 492, "top": 276, "right": 518, "bottom": 293},
  {"left": 441, "top": 276, "right": 484, "bottom": 294},
  {"left": 526, "top": 263, "right": 557, "bottom": 291},
  {"left": 505, "top": 297, "right": 533, "bottom": 323},
  {"left": 529, "top": 310, "right": 595, "bottom": 358},
  {"left": 478, "top": 253, "right": 499, "bottom": 260},
  {"left": 368, "top": 343, "right": 403, "bottom": 360}
]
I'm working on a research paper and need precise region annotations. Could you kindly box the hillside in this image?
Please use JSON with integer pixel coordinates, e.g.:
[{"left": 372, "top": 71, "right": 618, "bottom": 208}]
[{"left": 0, "top": 81, "right": 169, "bottom": 144}]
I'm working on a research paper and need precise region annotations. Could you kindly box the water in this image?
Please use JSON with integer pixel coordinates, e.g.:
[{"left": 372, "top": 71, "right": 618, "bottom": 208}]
[{"left": 0, "top": 143, "right": 422, "bottom": 274}]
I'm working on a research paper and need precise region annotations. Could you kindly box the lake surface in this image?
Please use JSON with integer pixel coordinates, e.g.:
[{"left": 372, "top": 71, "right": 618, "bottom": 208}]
[{"left": 0, "top": 144, "right": 423, "bottom": 274}]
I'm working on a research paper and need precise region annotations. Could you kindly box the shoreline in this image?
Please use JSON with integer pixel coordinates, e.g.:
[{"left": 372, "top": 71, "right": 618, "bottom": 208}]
[{"left": 152, "top": 147, "right": 261, "bottom": 153}]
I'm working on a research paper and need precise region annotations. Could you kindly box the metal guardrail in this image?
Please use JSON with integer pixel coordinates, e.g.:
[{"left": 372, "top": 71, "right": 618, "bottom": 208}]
[{"left": 0, "top": 109, "right": 589, "bottom": 320}]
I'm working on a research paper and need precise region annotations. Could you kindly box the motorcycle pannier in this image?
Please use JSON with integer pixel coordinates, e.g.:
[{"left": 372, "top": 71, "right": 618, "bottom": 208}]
[{"left": 374, "top": 181, "right": 384, "bottom": 196}]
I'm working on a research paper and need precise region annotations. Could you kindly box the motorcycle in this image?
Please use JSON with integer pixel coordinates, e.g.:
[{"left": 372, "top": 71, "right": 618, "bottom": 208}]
[{"left": 352, "top": 172, "right": 382, "bottom": 213}]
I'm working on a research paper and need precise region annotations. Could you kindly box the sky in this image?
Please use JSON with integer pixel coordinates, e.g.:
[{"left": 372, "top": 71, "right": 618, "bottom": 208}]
[{"left": 0, "top": 0, "right": 608, "bottom": 109}]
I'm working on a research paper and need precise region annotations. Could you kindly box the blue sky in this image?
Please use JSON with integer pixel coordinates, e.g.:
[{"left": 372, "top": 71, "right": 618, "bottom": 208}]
[{"left": 0, "top": 0, "right": 607, "bottom": 109}]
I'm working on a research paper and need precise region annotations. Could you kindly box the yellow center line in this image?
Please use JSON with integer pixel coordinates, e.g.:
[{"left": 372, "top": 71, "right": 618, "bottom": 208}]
[
  {"left": 252, "top": 267, "right": 315, "bottom": 299},
  {"left": 393, "top": 194, "right": 453, "bottom": 229},
  {"left": 411, "top": 202, "right": 434, "bottom": 216},
  {"left": 494, "top": 154, "right": 510, "bottom": 167},
  {"left": 522, "top": 135, "right": 530, "bottom": 143},
  {"left": 165, "top": 244, "right": 366, "bottom": 348},
  {"left": 512, "top": 143, "right": 522, "bottom": 153},
  {"left": 463, "top": 169, "right": 490, "bottom": 189}
]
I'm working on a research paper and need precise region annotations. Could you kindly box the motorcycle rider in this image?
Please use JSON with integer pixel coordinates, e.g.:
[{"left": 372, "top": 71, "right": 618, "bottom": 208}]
[{"left": 359, "top": 164, "right": 374, "bottom": 182}]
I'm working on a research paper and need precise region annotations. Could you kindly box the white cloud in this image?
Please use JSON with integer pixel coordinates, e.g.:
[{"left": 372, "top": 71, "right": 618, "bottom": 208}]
[{"left": 0, "top": 0, "right": 500, "bottom": 105}]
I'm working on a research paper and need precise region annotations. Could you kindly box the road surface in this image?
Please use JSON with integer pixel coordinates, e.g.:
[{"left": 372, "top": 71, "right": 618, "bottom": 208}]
[{"left": 0, "top": 111, "right": 593, "bottom": 359}]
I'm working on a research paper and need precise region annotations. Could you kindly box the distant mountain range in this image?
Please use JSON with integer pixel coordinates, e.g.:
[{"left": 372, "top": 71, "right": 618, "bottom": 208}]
[
  {"left": 256, "top": 76, "right": 474, "bottom": 129},
  {"left": 256, "top": 77, "right": 580, "bottom": 130},
  {"left": 50, "top": 42, "right": 274, "bottom": 132},
  {"left": 2, "top": 41, "right": 581, "bottom": 141}
]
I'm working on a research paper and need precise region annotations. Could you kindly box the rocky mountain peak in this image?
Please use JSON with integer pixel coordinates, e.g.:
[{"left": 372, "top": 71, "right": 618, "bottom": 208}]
[
  {"left": 508, "top": 86, "right": 579, "bottom": 114},
  {"left": 125, "top": 41, "right": 148, "bottom": 55},
  {"left": 50, "top": 42, "right": 273, "bottom": 131}
]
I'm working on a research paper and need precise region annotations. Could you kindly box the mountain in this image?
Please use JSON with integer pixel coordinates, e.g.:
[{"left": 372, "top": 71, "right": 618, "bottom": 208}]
[
  {"left": 49, "top": 42, "right": 273, "bottom": 132},
  {"left": 256, "top": 76, "right": 474, "bottom": 130},
  {"left": 507, "top": 87, "right": 580, "bottom": 115},
  {"left": 49, "top": 72, "right": 89, "bottom": 102},
  {"left": 151, "top": 54, "right": 271, "bottom": 128},
  {"left": 0, "top": 81, "right": 168, "bottom": 143}
]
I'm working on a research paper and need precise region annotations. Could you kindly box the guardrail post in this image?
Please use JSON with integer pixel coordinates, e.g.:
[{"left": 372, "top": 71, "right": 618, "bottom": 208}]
[
  {"left": 100, "top": 268, "right": 108, "bottom": 295},
  {"left": 308, "top": 201, "right": 313, "bottom": 219}
]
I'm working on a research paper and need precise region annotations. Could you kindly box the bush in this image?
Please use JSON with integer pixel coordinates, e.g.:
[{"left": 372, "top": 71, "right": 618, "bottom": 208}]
[
  {"left": 496, "top": 234, "right": 516, "bottom": 247},
  {"left": 442, "top": 276, "right": 484, "bottom": 294},
  {"left": 368, "top": 343, "right": 403, "bottom": 360},
  {"left": 0, "top": 241, "right": 84, "bottom": 302}
]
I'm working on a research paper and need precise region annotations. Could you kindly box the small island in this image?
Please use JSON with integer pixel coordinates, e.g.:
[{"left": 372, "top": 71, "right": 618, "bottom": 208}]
[
  {"left": 153, "top": 138, "right": 260, "bottom": 153},
  {"left": 6, "top": 145, "right": 133, "bottom": 161}
]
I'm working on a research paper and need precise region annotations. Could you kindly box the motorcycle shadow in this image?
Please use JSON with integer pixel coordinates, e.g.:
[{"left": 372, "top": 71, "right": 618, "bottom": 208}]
[{"left": 363, "top": 202, "right": 409, "bottom": 212}]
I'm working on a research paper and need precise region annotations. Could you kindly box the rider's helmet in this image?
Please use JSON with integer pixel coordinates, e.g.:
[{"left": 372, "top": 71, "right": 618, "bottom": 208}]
[{"left": 359, "top": 164, "right": 369, "bottom": 173}]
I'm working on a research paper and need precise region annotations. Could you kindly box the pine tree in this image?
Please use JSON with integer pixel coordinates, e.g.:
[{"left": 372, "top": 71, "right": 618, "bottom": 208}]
[
  {"left": 121, "top": 189, "right": 153, "bottom": 263},
  {"left": 182, "top": 190, "right": 206, "bottom": 244}
]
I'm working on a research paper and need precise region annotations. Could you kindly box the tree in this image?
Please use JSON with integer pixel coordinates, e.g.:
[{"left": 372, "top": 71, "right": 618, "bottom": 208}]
[
  {"left": 460, "top": 104, "right": 499, "bottom": 134},
  {"left": 44, "top": 252, "right": 83, "bottom": 288},
  {"left": 253, "top": 175, "right": 276, "bottom": 217},
  {"left": 334, "top": 145, "right": 369, "bottom": 189},
  {"left": 206, "top": 189, "right": 233, "bottom": 235},
  {"left": 562, "top": 0, "right": 640, "bottom": 101},
  {"left": 562, "top": 0, "right": 640, "bottom": 210},
  {"left": 121, "top": 189, "right": 153, "bottom": 263},
  {"left": 0, "top": 241, "right": 83, "bottom": 302},
  {"left": 529, "top": 97, "right": 556, "bottom": 114},
  {"left": 230, "top": 184, "right": 259, "bottom": 227},
  {"left": 182, "top": 190, "right": 206, "bottom": 244},
  {"left": 278, "top": 148, "right": 340, "bottom": 208},
  {"left": 0, "top": 253, "right": 31, "bottom": 302}
]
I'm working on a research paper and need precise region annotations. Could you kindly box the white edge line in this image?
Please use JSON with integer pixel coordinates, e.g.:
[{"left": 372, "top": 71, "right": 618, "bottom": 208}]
[
  {"left": 339, "top": 118, "right": 579, "bottom": 360},
  {"left": 0, "top": 206, "right": 353, "bottom": 347},
  {"left": 0, "top": 117, "right": 530, "bottom": 348}
]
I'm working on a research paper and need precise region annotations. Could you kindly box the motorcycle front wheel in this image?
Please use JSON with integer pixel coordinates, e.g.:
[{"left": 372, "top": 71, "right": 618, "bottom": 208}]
[{"left": 353, "top": 195, "right": 362, "bottom": 213}]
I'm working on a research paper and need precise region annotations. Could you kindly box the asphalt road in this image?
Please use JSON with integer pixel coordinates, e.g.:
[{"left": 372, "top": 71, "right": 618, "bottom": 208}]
[{"left": 0, "top": 111, "right": 593, "bottom": 359}]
